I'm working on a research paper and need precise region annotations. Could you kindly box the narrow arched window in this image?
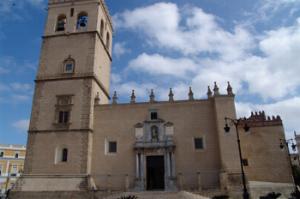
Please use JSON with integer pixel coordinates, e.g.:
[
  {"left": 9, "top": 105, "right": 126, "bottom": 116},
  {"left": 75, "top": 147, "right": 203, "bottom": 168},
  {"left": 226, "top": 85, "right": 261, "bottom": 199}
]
[
  {"left": 56, "top": 14, "right": 66, "bottom": 32},
  {"left": 63, "top": 57, "right": 75, "bottom": 73},
  {"left": 62, "top": 148, "right": 68, "bottom": 162},
  {"left": 77, "top": 12, "right": 88, "bottom": 30},
  {"left": 106, "top": 32, "right": 110, "bottom": 50},
  {"left": 100, "top": 20, "right": 104, "bottom": 37}
]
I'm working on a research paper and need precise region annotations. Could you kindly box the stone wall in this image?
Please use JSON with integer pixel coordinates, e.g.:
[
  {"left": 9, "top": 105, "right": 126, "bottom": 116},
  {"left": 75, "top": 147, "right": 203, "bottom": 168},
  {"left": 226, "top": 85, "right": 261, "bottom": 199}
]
[
  {"left": 92, "top": 98, "right": 236, "bottom": 191},
  {"left": 239, "top": 112, "right": 293, "bottom": 183}
]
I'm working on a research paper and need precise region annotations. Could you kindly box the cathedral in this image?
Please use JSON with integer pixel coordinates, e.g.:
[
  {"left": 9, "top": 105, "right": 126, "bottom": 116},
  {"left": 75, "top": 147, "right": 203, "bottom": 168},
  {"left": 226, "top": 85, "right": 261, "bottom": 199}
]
[{"left": 10, "top": 0, "right": 294, "bottom": 198}]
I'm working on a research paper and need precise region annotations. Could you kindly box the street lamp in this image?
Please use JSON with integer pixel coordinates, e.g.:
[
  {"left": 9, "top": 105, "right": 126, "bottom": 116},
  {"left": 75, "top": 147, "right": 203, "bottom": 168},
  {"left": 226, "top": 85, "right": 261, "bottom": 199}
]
[
  {"left": 224, "top": 117, "right": 250, "bottom": 199},
  {"left": 279, "top": 138, "right": 300, "bottom": 197}
]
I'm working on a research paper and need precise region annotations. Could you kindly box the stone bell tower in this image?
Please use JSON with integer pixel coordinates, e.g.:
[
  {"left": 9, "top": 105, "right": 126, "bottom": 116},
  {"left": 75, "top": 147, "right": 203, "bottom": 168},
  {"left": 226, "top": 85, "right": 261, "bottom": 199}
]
[{"left": 12, "top": 0, "right": 113, "bottom": 196}]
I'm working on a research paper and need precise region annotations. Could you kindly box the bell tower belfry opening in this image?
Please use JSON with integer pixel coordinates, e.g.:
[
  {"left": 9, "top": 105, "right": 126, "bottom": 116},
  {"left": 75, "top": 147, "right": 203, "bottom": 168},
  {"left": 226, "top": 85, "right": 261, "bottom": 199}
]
[{"left": 13, "top": 0, "right": 113, "bottom": 195}]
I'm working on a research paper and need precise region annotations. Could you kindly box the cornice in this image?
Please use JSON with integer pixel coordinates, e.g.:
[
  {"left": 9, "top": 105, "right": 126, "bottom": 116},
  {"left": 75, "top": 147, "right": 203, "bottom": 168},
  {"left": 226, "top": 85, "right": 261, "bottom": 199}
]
[{"left": 35, "top": 73, "right": 111, "bottom": 100}]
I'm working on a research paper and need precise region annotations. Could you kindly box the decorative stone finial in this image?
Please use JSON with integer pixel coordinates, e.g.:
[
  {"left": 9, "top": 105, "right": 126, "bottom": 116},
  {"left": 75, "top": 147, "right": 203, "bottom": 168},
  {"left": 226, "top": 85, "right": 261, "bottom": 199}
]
[
  {"left": 207, "top": 86, "right": 212, "bottom": 98},
  {"left": 227, "top": 81, "right": 234, "bottom": 96},
  {"left": 95, "top": 92, "right": 100, "bottom": 105},
  {"left": 213, "top": 82, "right": 220, "bottom": 96},
  {"left": 149, "top": 89, "right": 155, "bottom": 103},
  {"left": 188, "top": 87, "right": 194, "bottom": 101},
  {"left": 112, "top": 91, "right": 118, "bottom": 104},
  {"left": 130, "top": 90, "right": 136, "bottom": 104},
  {"left": 169, "top": 88, "right": 174, "bottom": 102}
]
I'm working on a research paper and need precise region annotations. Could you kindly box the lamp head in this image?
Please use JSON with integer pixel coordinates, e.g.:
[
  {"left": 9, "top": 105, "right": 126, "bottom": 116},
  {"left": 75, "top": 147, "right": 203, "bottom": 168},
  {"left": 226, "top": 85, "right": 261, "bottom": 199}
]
[
  {"left": 280, "top": 142, "right": 284, "bottom": 149},
  {"left": 224, "top": 123, "right": 230, "bottom": 133},
  {"left": 243, "top": 124, "right": 250, "bottom": 132}
]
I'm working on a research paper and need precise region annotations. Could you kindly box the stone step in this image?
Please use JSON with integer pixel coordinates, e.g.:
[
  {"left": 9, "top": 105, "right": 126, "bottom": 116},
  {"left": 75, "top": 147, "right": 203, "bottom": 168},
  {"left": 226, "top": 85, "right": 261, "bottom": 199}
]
[{"left": 103, "top": 191, "right": 210, "bottom": 199}]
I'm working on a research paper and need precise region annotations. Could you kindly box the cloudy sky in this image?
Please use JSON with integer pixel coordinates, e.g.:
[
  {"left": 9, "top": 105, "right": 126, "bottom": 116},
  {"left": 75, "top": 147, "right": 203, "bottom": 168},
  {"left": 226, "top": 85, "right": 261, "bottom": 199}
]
[{"left": 0, "top": 0, "right": 300, "bottom": 144}]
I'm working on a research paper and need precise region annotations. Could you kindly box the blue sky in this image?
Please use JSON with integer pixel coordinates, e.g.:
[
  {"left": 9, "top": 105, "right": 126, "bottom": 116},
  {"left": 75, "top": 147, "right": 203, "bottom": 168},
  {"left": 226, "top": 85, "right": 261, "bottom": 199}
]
[{"left": 1, "top": 0, "right": 300, "bottom": 145}]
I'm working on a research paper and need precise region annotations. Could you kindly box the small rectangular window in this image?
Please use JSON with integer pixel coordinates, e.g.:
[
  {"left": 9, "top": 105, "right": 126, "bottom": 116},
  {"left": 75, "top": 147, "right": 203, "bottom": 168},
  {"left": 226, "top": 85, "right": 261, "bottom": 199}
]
[
  {"left": 58, "top": 111, "right": 69, "bottom": 124},
  {"left": 151, "top": 112, "right": 158, "bottom": 120},
  {"left": 62, "top": 148, "right": 68, "bottom": 162},
  {"left": 0, "top": 151, "right": 3, "bottom": 157},
  {"left": 11, "top": 165, "right": 17, "bottom": 175},
  {"left": 65, "top": 63, "right": 74, "bottom": 73},
  {"left": 194, "top": 138, "right": 204, "bottom": 150},
  {"left": 70, "top": 8, "right": 74, "bottom": 17},
  {"left": 108, "top": 141, "right": 117, "bottom": 153}
]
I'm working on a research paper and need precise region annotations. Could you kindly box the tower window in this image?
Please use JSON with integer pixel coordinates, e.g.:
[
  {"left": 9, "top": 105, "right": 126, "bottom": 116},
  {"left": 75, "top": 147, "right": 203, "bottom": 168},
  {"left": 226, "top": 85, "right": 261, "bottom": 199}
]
[
  {"left": 58, "top": 111, "right": 70, "bottom": 124},
  {"left": 55, "top": 147, "right": 69, "bottom": 163},
  {"left": 100, "top": 20, "right": 104, "bottom": 37},
  {"left": 65, "top": 63, "right": 74, "bottom": 73},
  {"left": 194, "top": 138, "right": 204, "bottom": 150},
  {"left": 56, "top": 14, "right": 66, "bottom": 32},
  {"left": 150, "top": 112, "right": 158, "bottom": 120},
  {"left": 0, "top": 151, "right": 3, "bottom": 157},
  {"left": 70, "top": 8, "right": 74, "bottom": 17},
  {"left": 108, "top": 141, "right": 117, "bottom": 153},
  {"left": 77, "top": 12, "right": 88, "bottom": 30},
  {"left": 15, "top": 153, "right": 19, "bottom": 159},
  {"left": 106, "top": 32, "right": 110, "bottom": 50},
  {"left": 55, "top": 95, "right": 73, "bottom": 127},
  {"left": 63, "top": 57, "right": 75, "bottom": 73},
  {"left": 62, "top": 148, "right": 68, "bottom": 162},
  {"left": 57, "top": 95, "right": 73, "bottom": 105}
]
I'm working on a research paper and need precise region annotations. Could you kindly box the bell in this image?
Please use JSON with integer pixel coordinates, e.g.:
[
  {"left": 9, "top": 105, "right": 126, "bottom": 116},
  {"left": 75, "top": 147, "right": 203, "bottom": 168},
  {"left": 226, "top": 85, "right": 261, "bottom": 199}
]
[
  {"left": 80, "top": 21, "right": 86, "bottom": 27},
  {"left": 292, "top": 143, "right": 297, "bottom": 151}
]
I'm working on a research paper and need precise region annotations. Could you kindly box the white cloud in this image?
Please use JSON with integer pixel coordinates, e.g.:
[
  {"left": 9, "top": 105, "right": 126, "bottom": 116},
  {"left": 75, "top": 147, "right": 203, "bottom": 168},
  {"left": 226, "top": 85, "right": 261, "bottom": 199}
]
[
  {"left": 11, "top": 94, "right": 31, "bottom": 102},
  {"left": 114, "top": 3, "right": 254, "bottom": 61},
  {"left": 113, "top": 42, "right": 130, "bottom": 58},
  {"left": 12, "top": 119, "right": 29, "bottom": 132},
  {"left": 244, "top": 0, "right": 300, "bottom": 24},
  {"left": 111, "top": 73, "right": 122, "bottom": 84},
  {"left": 27, "top": 0, "right": 45, "bottom": 6},
  {"left": 194, "top": 19, "right": 300, "bottom": 99},
  {"left": 10, "top": 83, "right": 32, "bottom": 92},
  {"left": 0, "top": 82, "right": 33, "bottom": 103},
  {"left": 0, "top": 0, "right": 46, "bottom": 20},
  {"left": 0, "top": 83, "right": 8, "bottom": 92},
  {"left": 116, "top": 3, "right": 300, "bottom": 100},
  {"left": 128, "top": 53, "right": 197, "bottom": 78},
  {"left": 0, "top": 67, "right": 9, "bottom": 74},
  {"left": 112, "top": 81, "right": 159, "bottom": 102}
]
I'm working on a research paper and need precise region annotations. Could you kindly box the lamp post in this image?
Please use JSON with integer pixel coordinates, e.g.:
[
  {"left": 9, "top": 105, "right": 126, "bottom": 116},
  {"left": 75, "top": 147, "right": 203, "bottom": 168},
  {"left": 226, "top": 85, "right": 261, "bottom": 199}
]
[
  {"left": 279, "top": 138, "right": 300, "bottom": 197},
  {"left": 224, "top": 117, "right": 250, "bottom": 199}
]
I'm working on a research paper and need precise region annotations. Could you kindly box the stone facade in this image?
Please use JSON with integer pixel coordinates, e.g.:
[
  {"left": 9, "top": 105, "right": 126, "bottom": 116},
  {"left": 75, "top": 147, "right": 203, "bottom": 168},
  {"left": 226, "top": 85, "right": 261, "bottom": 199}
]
[
  {"left": 0, "top": 145, "right": 26, "bottom": 194},
  {"left": 10, "top": 0, "right": 294, "bottom": 198}
]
